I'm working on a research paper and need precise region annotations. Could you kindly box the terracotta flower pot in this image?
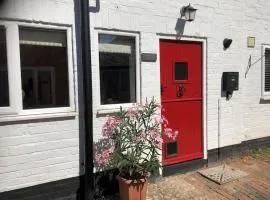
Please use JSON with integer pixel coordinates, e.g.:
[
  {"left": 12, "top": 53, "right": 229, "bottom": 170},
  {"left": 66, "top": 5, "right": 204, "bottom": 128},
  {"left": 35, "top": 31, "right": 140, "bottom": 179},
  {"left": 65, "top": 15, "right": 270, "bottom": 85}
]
[{"left": 116, "top": 175, "right": 149, "bottom": 200}]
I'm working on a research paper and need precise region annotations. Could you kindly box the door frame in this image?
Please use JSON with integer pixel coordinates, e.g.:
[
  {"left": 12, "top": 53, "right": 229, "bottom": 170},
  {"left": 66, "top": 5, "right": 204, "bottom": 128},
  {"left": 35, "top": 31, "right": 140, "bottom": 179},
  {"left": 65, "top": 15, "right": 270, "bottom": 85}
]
[{"left": 157, "top": 34, "right": 208, "bottom": 160}]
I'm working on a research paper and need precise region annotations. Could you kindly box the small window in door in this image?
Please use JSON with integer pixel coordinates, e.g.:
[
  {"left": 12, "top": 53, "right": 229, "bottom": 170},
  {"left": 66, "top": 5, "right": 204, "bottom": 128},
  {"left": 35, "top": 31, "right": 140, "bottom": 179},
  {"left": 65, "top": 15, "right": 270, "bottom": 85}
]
[
  {"left": 175, "top": 62, "right": 188, "bottom": 80},
  {"left": 166, "top": 141, "right": 178, "bottom": 158}
]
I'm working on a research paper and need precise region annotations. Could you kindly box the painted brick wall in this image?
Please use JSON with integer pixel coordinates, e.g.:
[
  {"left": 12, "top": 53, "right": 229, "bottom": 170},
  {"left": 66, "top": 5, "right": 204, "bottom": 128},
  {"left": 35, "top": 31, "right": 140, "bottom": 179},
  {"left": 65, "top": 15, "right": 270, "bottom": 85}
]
[
  {"left": 90, "top": 0, "right": 270, "bottom": 154},
  {"left": 1, "top": 0, "right": 270, "bottom": 194},
  {"left": 0, "top": 0, "right": 80, "bottom": 193}
]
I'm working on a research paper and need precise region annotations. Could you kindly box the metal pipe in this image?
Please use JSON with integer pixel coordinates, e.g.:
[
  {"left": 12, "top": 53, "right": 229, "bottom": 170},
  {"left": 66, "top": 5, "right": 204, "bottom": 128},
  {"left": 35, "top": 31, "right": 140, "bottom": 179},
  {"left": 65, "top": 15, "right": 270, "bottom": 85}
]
[{"left": 80, "top": 0, "right": 93, "bottom": 199}]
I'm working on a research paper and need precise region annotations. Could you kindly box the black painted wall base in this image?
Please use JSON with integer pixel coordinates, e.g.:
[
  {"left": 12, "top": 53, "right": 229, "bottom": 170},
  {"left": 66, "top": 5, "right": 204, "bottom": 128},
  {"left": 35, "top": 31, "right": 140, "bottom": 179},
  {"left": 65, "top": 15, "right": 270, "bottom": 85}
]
[
  {"left": 163, "top": 136, "right": 270, "bottom": 177},
  {"left": 163, "top": 158, "right": 207, "bottom": 177},
  {"left": 0, "top": 136, "right": 269, "bottom": 199},
  {"left": 208, "top": 136, "right": 270, "bottom": 164},
  {"left": 0, "top": 176, "right": 81, "bottom": 200}
]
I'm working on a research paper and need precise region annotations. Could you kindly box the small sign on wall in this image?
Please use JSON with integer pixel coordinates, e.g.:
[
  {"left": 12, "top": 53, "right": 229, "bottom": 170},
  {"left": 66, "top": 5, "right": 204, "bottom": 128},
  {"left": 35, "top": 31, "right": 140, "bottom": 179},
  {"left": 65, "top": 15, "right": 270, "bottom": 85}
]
[
  {"left": 141, "top": 53, "right": 157, "bottom": 62},
  {"left": 247, "top": 36, "right": 255, "bottom": 48}
]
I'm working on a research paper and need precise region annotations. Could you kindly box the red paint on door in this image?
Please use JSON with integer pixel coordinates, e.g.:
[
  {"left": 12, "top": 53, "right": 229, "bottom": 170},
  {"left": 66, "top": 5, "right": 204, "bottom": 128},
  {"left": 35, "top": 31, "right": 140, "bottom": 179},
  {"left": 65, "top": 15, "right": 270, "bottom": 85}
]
[{"left": 160, "top": 40, "right": 203, "bottom": 166}]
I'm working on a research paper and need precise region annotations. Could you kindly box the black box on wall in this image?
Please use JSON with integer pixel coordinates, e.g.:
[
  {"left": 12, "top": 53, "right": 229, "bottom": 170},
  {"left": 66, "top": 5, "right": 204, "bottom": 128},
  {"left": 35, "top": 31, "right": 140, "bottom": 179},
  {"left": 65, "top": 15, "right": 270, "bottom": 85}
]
[{"left": 222, "top": 72, "right": 239, "bottom": 92}]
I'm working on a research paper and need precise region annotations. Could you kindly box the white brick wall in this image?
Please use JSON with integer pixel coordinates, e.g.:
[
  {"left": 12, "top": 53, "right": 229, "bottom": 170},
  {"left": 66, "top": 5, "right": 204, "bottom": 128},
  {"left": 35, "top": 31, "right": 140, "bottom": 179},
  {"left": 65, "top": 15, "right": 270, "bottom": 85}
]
[
  {"left": 90, "top": 0, "right": 270, "bottom": 153},
  {"left": 0, "top": 0, "right": 80, "bottom": 193},
  {"left": 1, "top": 0, "right": 270, "bottom": 193}
]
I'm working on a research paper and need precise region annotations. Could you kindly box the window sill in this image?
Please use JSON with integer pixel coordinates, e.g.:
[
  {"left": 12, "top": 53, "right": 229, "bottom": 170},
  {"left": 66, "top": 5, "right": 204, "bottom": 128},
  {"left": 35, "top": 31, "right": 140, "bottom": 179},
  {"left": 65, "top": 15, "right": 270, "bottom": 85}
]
[
  {"left": 0, "top": 111, "right": 77, "bottom": 123},
  {"left": 97, "top": 103, "right": 135, "bottom": 115},
  {"left": 260, "top": 95, "right": 270, "bottom": 100}
]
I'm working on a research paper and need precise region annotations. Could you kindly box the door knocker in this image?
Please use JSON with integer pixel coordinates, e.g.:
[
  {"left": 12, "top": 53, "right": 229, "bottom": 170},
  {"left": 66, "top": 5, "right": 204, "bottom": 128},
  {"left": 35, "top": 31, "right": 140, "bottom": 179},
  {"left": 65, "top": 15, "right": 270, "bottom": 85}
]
[{"left": 177, "top": 84, "right": 186, "bottom": 97}]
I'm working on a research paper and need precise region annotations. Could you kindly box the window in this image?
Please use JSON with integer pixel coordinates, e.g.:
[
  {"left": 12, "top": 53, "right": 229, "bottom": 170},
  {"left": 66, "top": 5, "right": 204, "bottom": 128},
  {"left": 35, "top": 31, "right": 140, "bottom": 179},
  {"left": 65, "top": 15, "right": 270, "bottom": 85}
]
[
  {"left": 262, "top": 45, "right": 270, "bottom": 99},
  {"left": 166, "top": 141, "right": 178, "bottom": 158},
  {"left": 0, "top": 26, "right": 9, "bottom": 107},
  {"left": 0, "top": 22, "right": 74, "bottom": 119},
  {"left": 19, "top": 27, "right": 69, "bottom": 109},
  {"left": 175, "top": 62, "right": 188, "bottom": 80},
  {"left": 98, "top": 34, "right": 136, "bottom": 105}
]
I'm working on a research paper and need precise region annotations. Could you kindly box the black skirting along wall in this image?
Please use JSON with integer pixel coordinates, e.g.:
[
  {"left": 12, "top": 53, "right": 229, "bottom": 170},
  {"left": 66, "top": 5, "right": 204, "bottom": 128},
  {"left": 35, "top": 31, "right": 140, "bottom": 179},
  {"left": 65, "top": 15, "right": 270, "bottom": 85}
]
[
  {"left": 0, "top": 176, "right": 81, "bottom": 200},
  {"left": 163, "top": 136, "right": 270, "bottom": 177}
]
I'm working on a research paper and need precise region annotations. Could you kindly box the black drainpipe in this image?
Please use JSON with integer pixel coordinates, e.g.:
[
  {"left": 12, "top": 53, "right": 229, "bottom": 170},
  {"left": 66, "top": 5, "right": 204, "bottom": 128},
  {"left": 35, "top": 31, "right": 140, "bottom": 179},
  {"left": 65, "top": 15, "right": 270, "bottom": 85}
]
[{"left": 80, "top": 0, "right": 93, "bottom": 199}]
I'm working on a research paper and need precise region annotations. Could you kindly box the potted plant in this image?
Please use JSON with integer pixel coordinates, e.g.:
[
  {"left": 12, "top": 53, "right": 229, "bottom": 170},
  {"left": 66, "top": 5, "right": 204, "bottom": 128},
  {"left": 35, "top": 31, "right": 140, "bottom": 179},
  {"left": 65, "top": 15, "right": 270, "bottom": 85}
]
[{"left": 94, "top": 98, "right": 178, "bottom": 200}]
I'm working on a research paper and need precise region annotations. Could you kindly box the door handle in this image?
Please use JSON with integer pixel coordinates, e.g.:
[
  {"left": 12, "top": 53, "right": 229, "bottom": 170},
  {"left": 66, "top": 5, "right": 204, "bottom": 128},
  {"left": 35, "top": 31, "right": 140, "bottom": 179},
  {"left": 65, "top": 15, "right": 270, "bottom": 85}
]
[{"left": 177, "top": 85, "right": 186, "bottom": 97}]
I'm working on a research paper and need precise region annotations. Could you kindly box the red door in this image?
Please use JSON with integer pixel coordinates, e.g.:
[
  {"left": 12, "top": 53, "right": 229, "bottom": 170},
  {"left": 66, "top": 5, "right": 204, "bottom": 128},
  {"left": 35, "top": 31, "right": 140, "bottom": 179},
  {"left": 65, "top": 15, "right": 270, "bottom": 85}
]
[{"left": 160, "top": 40, "right": 203, "bottom": 166}]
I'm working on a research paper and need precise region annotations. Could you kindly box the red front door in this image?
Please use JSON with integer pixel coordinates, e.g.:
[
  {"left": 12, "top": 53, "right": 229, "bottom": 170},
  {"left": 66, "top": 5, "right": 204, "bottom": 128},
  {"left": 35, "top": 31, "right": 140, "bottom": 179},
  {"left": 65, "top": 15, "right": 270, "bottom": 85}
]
[{"left": 160, "top": 40, "right": 203, "bottom": 166}]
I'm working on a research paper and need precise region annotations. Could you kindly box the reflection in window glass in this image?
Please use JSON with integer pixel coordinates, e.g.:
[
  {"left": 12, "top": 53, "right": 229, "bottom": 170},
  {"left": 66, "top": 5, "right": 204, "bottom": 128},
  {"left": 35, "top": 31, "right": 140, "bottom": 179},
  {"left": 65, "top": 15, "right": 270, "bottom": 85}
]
[
  {"left": 0, "top": 26, "right": 9, "bottom": 107},
  {"left": 19, "top": 27, "right": 69, "bottom": 109},
  {"left": 99, "top": 34, "right": 136, "bottom": 105}
]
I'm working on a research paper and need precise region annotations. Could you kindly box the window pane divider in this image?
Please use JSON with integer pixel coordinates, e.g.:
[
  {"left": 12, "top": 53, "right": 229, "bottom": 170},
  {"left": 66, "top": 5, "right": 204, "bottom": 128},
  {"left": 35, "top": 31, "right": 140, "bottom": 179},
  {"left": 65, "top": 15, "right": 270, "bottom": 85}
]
[{"left": 0, "top": 23, "right": 23, "bottom": 114}]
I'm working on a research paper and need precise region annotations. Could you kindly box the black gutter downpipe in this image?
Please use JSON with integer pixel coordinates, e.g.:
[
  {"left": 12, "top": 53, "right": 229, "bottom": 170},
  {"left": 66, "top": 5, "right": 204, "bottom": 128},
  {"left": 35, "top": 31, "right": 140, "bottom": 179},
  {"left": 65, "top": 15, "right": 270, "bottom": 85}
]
[{"left": 80, "top": 0, "right": 93, "bottom": 199}]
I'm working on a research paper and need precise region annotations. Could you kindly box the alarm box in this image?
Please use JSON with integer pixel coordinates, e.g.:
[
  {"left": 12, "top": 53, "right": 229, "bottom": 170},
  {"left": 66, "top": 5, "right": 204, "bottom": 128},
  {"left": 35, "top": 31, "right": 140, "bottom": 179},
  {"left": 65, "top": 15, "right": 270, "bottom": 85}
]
[{"left": 222, "top": 72, "right": 239, "bottom": 92}]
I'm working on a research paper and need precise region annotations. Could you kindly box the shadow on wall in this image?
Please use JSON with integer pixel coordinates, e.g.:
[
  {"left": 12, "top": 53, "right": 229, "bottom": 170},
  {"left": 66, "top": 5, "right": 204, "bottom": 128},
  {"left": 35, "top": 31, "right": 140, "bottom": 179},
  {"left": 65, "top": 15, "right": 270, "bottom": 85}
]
[
  {"left": 0, "top": 0, "right": 5, "bottom": 6},
  {"left": 243, "top": 55, "right": 270, "bottom": 104},
  {"left": 245, "top": 54, "right": 265, "bottom": 78},
  {"left": 220, "top": 74, "right": 227, "bottom": 99},
  {"left": 89, "top": 0, "right": 100, "bottom": 13},
  {"left": 175, "top": 18, "right": 186, "bottom": 39},
  {"left": 93, "top": 138, "right": 119, "bottom": 198}
]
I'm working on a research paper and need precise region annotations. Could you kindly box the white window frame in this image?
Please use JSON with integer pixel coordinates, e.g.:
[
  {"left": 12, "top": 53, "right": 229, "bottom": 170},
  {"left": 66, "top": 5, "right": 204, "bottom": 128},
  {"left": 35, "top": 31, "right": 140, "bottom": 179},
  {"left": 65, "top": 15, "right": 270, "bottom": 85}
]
[
  {"left": 0, "top": 22, "right": 19, "bottom": 115},
  {"left": 0, "top": 21, "right": 75, "bottom": 120},
  {"left": 261, "top": 44, "right": 270, "bottom": 99},
  {"left": 96, "top": 30, "right": 141, "bottom": 113}
]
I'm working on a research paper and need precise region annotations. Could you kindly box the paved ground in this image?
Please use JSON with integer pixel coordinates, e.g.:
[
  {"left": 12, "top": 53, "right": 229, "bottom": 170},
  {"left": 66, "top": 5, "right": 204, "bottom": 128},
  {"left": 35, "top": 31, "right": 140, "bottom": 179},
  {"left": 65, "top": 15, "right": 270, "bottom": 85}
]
[{"left": 147, "top": 147, "right": 270, "bottom": 200}]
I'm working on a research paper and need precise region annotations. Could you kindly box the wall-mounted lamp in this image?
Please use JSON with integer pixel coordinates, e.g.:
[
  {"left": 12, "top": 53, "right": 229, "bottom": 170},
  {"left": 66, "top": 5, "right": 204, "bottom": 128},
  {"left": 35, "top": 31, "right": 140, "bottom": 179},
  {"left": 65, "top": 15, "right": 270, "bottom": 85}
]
[
  {"left": 181, "top": 4, "right": 197, "bottom": 22},
  {"left": 223, "top": 38, "right": 233, "bottom": 50}
]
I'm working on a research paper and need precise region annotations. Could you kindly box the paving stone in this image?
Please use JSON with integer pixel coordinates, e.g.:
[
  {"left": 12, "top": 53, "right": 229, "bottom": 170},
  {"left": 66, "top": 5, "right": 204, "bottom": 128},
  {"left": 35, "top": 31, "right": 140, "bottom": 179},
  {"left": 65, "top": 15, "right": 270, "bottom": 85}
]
[{"left": 147, "top": 148, "right": 270, "bottom": 200}]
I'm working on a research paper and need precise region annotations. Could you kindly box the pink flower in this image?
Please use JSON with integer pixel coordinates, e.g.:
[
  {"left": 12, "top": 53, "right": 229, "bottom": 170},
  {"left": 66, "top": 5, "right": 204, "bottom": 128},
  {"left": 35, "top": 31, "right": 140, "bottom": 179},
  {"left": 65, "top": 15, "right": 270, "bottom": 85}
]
[
  {"left": 95, "top": 146, "right": 115, "bottom": 166},
  {"left": 127, "top": 107, "right": 138, "bottom": 118},
  {"left": 164, "top": 128, "right": 179, "bottom": 140},
  {"left": 102, "top": 116, "right": 122, "bottom": 137},
  {"left": 149, "top": 129, "right": 163, "bottom": 149},
  {"left": 137, "top": 104, "right": 146, "bottom": 111},
  {"left": 155, "top": 115, "right": 168, "bottom": 126}
]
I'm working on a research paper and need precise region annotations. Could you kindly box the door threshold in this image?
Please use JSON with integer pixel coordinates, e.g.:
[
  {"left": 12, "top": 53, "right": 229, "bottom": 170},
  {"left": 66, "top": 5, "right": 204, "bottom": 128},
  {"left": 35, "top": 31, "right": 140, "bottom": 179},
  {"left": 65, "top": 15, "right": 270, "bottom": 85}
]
[{"left": 162, "top": 158, "right": 207, "bottom": 177}]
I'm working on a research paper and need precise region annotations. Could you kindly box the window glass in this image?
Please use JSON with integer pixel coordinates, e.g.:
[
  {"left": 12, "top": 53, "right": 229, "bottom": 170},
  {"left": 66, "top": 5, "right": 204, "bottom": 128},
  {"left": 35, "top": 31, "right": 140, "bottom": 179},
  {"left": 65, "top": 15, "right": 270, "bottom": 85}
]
[
  {"left": 175, "top": 62, "right": 188, "bottom": 80},
  {"left": 19, "top": 27, "right": 69, "bottom": 109},
  {"left": 99, "top": 34, "right": 136, "bottom": 105},
  {"left": 265, "top": 49, "right": 270, "bottom": 92},
  {"left": 166, "top": 141, "right": 178, "bottom": 158},
  {"left": 0, "top": 26, "right": 9, "bottom": 107}
]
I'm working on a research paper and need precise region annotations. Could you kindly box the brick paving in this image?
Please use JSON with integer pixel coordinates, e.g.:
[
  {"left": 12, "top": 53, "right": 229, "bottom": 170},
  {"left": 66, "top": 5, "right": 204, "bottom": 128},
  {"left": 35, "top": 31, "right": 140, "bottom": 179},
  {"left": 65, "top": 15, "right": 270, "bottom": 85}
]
[{"left": 147, "top": 148, "right": 270, "bottom": 200}]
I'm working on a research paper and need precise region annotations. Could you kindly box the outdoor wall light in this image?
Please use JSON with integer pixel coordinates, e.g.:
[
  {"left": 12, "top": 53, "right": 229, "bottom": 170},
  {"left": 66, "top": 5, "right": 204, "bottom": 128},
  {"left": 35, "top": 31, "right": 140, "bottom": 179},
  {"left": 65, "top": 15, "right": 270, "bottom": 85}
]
[
  {"left": 181, "top": 4, "right": 197, "bottom": 22},
  {"left": 223, "top": 38, "right": 233, "bottom": 50}
]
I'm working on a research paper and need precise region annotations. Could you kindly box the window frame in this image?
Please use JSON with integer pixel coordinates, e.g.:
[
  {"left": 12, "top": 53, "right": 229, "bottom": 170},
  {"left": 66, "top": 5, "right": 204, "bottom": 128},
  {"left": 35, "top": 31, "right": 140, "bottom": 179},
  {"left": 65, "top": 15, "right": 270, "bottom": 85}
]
[
  {"left": 96, "top": 30, "right": 141, "bottom": 112},
  {"left": 0, "top": 22, "right": 19, "bottom": 115},
  {"left": 0, "top": 21, "right": 75, "bottom": 120},
  {"left": 261, "top": 44, "right": 270, "bottom": 99}
]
